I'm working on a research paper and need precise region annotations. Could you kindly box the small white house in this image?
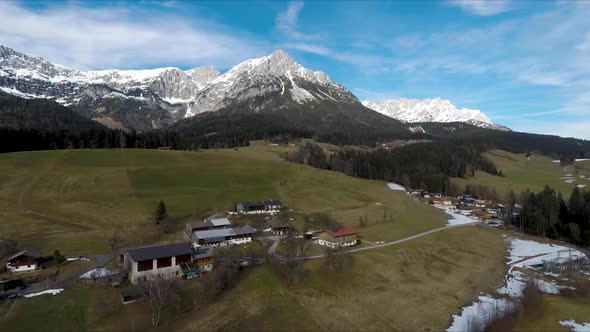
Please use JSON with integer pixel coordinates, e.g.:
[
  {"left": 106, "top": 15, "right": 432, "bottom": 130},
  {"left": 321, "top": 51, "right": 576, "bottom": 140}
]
[
  {"left": 6, "top": 250, "right": 40, "bottom": 273},
  {"left": 318, "top": 228, "right": 359, "bottom": 248},
  {"left": 123, "top": 243, "right": 193, "bottom": 285}
]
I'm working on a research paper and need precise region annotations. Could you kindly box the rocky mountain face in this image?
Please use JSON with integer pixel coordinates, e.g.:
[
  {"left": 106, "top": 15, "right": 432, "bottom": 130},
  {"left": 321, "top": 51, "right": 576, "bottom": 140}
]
[
  {"left": 362, "top": 97, "right": 509, "bottom": 131},
  {"left": 0, "top": 45, "right": 359, "bottom": 131}
]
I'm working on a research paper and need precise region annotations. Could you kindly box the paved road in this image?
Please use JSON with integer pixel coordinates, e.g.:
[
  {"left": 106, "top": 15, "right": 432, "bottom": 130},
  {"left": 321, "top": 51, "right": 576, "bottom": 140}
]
[{"left": 272, "top": 222, "right": 479, "bottom": 261}]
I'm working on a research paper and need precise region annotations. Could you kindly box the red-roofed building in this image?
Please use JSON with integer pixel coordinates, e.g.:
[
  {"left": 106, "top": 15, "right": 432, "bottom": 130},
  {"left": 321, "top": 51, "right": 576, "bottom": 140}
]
[{"left": 318, "top": 227, "right": 358, "bottom": 248}]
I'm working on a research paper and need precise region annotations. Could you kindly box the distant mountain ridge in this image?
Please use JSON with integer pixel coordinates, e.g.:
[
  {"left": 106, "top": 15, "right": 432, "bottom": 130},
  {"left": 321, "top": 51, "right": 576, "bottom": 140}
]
[
  {"left": 362, "top": 97, "right": 509, "bottom": 130},
  {"left": 0, "top": 45, "right": 359, "bottom": 131}
]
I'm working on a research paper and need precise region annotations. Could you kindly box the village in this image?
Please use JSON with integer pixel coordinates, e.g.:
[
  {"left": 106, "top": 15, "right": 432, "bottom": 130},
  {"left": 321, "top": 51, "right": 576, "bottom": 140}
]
[
  {"left": 3, "top": 184, "right": 588, "bottom": 320},
  {"left": 0, "top": 198, "right": 364, "bottom": 303}
]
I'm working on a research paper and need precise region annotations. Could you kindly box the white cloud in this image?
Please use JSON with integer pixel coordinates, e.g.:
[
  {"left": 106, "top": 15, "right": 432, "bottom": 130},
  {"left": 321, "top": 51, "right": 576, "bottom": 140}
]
[
  {"left": 0, "top": 2, "right": 269, "bottom": 70},
  {"left": 448, "top": 0, "right": 513, "bottom": 16},
  {"left": 275, "top": 1, "right": 318, "bottom": 41}
]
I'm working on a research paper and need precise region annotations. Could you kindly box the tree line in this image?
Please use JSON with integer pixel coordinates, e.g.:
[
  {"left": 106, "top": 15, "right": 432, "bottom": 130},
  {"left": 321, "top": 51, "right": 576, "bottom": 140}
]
[
  {"left": 511, "top": 186, "right": 590, "bottom": 246},
  {"left": 286, "top": 142, "right": 500, "bottom": 193}
]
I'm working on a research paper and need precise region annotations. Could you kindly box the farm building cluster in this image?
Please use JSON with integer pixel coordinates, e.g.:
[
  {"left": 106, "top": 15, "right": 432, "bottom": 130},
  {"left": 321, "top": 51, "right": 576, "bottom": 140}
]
[
  {"left": 407, "top": 189, "right": 504, "bottom": 222},
  {"left": 1, "top": 198, "right": 362, "bottom": 301}
]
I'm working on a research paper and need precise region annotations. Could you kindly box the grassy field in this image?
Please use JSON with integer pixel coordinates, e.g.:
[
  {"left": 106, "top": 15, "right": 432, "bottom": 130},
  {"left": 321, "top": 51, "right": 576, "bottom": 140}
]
[
  {"left": 0, "top": 225, "right": 507, "bottom": 331},
  {"left": 515, "top": 295, "right": 590, "bottom": 331},
  {"left": 175, "top": 225, "right": 507, "bottom": 331},
  {"left": 0, "top": 142, "right": 448, "bottom": 254},
  {"left": 451, "top": 149, "right": 590, "bottom": 200}
]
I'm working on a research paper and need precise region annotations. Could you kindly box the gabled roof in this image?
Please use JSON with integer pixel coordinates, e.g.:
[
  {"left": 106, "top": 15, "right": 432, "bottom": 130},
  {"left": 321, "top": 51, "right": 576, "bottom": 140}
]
[
  {"left": 126, "top": 242, "right": 192, "bottom": 262},
  {"left": 7, "top": 249, "right": 40, "bottom": 262},
  {"left": 326, "top": 227, "right": 358, "bottom": 238}
]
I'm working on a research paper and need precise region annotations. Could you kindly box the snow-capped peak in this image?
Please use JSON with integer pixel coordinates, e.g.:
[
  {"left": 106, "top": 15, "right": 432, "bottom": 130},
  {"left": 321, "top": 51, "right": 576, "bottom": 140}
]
[
  {"left": 1, "top": 45, "right": 358, "bottom": 128},
  {"left": 362, "top": 97, "right": 493, "bottom": 125}
]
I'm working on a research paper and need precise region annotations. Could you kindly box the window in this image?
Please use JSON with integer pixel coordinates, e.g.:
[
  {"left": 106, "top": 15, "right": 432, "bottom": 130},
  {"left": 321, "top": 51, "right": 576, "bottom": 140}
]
[
  {"left": 157, "top": 257, "right": 172, "bottom": 268},
  {"left": 137, "top": 260, "right": 153, "bottom": 272}
]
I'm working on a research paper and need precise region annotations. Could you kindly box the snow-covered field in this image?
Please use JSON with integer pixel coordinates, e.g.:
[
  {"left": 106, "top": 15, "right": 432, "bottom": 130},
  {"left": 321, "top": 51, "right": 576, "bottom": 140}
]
[
  {"left": 507, "top": 238, "right": 586, "bottom": 268},
  {"left": 386, "top": 183, "right": 405, "bottom": 191},
  {"left": 437, "top": 207, "right": 477, "bottom": 226},
  {"left": 447, "top": 237, "right": 587, "bottom": 331},
  {"left": 24, "top": 289, "right": 64, "bottom": 298},
  {"left": 560, "top": 320, "right": 590, "bottom": 332}
]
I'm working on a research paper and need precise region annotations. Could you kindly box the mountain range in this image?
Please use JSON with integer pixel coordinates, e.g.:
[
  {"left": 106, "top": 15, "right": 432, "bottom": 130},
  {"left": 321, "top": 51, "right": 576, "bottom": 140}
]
[
  {"left": 0, "top": 45, "right": 503, "bottom": 132},
  {"left": 362, "top": 98, "right": 508, "bottom": 131}
]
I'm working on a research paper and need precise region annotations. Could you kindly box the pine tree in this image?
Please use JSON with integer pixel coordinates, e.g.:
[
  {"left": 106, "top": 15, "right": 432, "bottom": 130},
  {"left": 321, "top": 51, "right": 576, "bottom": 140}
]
[{"left": 154, "top": 200, "right": 167, "bottom": 224}]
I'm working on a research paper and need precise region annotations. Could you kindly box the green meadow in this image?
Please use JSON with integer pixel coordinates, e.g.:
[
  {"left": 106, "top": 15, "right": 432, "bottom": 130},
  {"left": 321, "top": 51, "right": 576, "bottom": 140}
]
[{"left": 0, "top": 143, "right": 448, "bottom": 254}]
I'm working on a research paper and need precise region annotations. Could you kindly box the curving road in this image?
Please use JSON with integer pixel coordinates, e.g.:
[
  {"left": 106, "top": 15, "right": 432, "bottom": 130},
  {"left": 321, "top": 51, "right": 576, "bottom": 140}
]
[{"left": 271, "top": 222, "right": 480, "bottom": 261}]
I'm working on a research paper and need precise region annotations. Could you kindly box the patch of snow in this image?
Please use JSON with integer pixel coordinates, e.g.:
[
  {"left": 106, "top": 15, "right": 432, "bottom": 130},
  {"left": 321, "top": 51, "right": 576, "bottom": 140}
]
[
  {"left": 438, "top": 207, "right": 477, "bottom": 226},
  {"left": 79, "top": 268, "right": 116, "bottom": 279},
  {"left": 497, "top": 270, "right": 528, "bottom": 298},
  {"left": 286, "top": 71, "right": 316, "bottom": 104},
  {"left": 67, "top": 256, "right": 90, "bottom": 262},
  {"left": 576, "top": 185, "right": 587, "bottom": 188},
  {"left": 447, "top": 294, "right": 514, "bottom": 332},
  {"left": 24, "top": 288, "right": 64, "bottom": 298},
  {"left": 386, "top": 183, "right": 406, "bottom": 191},
  {"left": 162, "top": 97, "right": 191, "bottom": 104},
  {"left": 0, "top": 86, "right": 48, "bottom": 99},
  {"left": 507, "top": 238, "right": 586, "bottom": 268},
  {"left": 560, "top": 320, "right": 590, "bottom": 332},
  {"left": 105, "top": 91, "right": 147, "bottom": 101},
  {"left": 449, "top": 237, "right": 586, "bottom": 330},
  {"left": 575, "top": 159, "right": 590, "bottom": 162}
]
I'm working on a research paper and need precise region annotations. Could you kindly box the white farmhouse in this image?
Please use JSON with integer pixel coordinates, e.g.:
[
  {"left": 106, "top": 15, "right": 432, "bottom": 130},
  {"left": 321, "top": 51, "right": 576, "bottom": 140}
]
[
  {"left": 6, "top": 250, "right": 40, "bottom": 273},
  {"left": 237, "top": 200, "right": 282, "bottom": 215}
]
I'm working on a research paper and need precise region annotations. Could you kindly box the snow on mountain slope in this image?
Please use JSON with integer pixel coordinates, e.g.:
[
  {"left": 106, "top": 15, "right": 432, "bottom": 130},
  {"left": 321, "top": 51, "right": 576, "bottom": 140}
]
[
  {"left": 1, "top": 45, "right": 358, "bottom": 126},
  {"left": 362, "top": 98, "right": 492, "bottom": 125},
  {"left": 183, "top": 50, "right": 357, "bottom": 116}
]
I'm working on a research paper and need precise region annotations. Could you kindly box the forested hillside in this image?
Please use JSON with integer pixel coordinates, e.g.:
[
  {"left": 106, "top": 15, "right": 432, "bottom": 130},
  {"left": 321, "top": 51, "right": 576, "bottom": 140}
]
[
  {"left": 287, "top": 142, "right": 499, "bottom": 193},
  {"left": 420, "top": 122, "right": 590, "bottom": 158},
  {"left": 0, "top": 94, "right": 105, "bottom": 131}
]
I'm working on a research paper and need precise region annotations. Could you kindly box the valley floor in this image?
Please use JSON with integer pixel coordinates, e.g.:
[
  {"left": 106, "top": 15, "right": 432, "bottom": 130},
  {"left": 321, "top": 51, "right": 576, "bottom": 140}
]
[{"left": 0, "top": 143, "right": 588, "bottom": 331}]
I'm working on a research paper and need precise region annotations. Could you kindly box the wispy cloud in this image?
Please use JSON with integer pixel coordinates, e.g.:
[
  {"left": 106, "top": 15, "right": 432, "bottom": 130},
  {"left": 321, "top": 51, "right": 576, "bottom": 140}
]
[
  {"left": 275, "top": 1, "right": 318, "bottom": 41},
  {"left": 448, "top": 0, "right": 513, "bottom": 16},
  {"left": 0, "top": 2, "right": 268, "bottom": 70}
]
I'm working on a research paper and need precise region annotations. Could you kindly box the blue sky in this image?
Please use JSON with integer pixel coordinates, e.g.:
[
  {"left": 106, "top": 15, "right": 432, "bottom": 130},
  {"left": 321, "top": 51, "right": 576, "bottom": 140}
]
[{"left": 1, "top": 0, "right": 590, "bottom": 139}]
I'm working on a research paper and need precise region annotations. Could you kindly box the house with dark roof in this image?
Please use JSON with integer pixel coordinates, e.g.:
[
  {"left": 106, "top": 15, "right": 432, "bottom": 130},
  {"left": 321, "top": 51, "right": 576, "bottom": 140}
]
[
  {"left": 6, "top": 250, "right": 41, "bottom": 273},
  {"left": 318, "top": 227, "right": 359, "bottom": 248},
  {"left": 192, "top": 225, "right": 255, "bottom": 247},
  {"left": 237, "top": 200, "right": 283, "bottom": 215},
  {"left": 122, "top": 242, "right": 193, "bottom": 285},
  {"left": 271, "top": 224, "right": 292, "bottom": 236},
  {"left": 185, "top": 217, "right": 232, "bottom": 235}
]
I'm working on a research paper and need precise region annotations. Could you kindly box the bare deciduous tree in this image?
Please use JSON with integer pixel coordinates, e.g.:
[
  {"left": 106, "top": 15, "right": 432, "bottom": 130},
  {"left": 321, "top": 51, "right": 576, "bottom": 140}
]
[{"left": 139, "top": 276, "right": 174, "bottom": 327}]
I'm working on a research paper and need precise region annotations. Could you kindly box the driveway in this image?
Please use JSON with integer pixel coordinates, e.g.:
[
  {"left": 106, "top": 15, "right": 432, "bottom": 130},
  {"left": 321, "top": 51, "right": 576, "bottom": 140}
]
[{"left": 274, "top": 222, "right": 479, "bottom": 261}]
